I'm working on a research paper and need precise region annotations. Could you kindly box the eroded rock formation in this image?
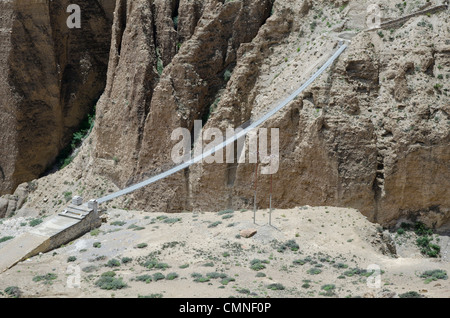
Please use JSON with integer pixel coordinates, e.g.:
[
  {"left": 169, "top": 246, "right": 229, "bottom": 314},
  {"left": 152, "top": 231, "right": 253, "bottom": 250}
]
[
  {"left": 1, "top": 0, "right": 449, "bottom": 230},
  {"left": 0, "top": 0, "right": 115, "bottom": 195}
]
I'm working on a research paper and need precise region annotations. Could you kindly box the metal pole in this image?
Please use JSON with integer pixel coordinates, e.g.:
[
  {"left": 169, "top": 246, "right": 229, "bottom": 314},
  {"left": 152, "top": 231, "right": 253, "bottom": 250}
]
[
  {"left": 269, "top": 173, "right": 273, "bottom": 226},
  {"left": 253, "top": 150, "right": 259, "bottom": 224}
]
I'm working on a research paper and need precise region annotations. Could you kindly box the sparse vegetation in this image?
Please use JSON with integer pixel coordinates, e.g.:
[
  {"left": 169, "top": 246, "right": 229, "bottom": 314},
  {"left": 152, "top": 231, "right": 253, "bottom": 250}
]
[
  {"left": 208, "top": 221, "right": 222, "bottom": 228},
  {"left": 276, "top": 240, "right": 299, "bottom": 252},
  {"left": 142, "top": 258, "right": 169, "bottom": 270},
  {"left": 0, "top": 236, "right": 14, "bottom": 243},
  {"left": 95, "top": 272, "right": 127, "bottom": 290},
  {"left": 90, "top": 229, "right": 101, "bottom": 236},
  {"left": 4, "top": 286, "right": 21, "bottom": 298},
  {"left": 153, "top": 272, "right": 166, "bottom": 281},
  {"left": 163, "top": 218, "right": 181, "bottom": 224},
  {"left": 93, "top": 242, "right": 101, "bottom": 248},
  {"left": 267, "top": 283, "right": 285, "bottom": 291},
  {"left": 110, "top": 221, "right": 126, "bottom": 226},
  {"left": 320, "top": 284, "right": 336, "bottom": 297},
  {"left": 307, "top": 268, "right": 322, "bottom": 275},
  {"left": 29, "top": 218, "right": 43, "bottom": 227},
  {"left": 57, "top": 107, "right": 95, "bottom": 169},
  {"left": 166, "top": 272, "right": 179, "bottom": 280},
  {"left": 135, "top": 274, "right": 152, "bottom": 283},
  {"left": 399, "top": 291, "right": 424, "bottom": 298},
  {"left": 32, "top": 273, "right": 57, "bottom": 285},
  {"left": 224, "top": 70, "right": 232, "bottom": 83},
  {"left": 250, "top": 259, "right": 269, "bottom": 271},
  {"left": 106, "top": 259, "right": 121, "bottom": 267},
  {"left": 67, "top": 256, "right": 77, "bottom": 262},
  {"left": 420, "top": 269, "right": 447, "bottom": 284}
]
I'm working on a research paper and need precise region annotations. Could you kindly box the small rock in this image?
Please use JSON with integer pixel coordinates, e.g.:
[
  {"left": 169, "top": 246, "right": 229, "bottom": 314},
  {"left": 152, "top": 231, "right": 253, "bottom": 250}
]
[{"left": 240, "top": 229, "right": 257, "bottom": 238}]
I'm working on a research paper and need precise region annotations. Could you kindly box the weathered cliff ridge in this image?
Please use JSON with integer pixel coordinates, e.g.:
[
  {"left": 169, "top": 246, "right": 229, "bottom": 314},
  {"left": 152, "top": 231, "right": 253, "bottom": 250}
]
[
  {"left": 0, "top": 0, "right": 115, "bottom": 195},
  {"left": 1, "top": 0, "right": 449, "bottom": 230}
]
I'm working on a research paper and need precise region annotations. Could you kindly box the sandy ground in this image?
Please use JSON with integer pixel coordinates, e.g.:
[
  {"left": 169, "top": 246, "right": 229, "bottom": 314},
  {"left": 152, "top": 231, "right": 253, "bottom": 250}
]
[{"left": 0, "top": 206, "right": 448, "bottom": 298}]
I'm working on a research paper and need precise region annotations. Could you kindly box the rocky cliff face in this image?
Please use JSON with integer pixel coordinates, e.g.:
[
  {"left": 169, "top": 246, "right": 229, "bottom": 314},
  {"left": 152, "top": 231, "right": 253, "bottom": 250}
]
[
  {"left": 1, "top": 0, "right": 449, "bottom": 230},
  {"left": 0, "top": 0, "right": 115, "bottom": 195}
]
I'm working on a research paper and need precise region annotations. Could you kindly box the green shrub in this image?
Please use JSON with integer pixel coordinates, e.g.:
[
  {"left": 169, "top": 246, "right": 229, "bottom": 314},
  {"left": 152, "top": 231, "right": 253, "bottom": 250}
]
[
  {"left": 136, "top": 243, "right": 148, "bottom": 249},
  {"left": 277, "top": 240, "right": 299, "bottom": 252},
  {"left": 399, "top": 291, "right": 423, "bottom": 298},
  {"left": 153, "top": 272, "right": 166, "bottom": 282},
  {"left": 218, "top": 210, "right": 234, "bottom": 216},
  {"left": 135, "top": 274, "right": 152, "bottom": 283},
  {"left": 33, "top": 273, "right": 57, "bottom": 284},
  {"left": 192, "top": 273, "right": 210, "bottom": 283},
  {"left": 29, "top": 218, "right": 43, "bottom": 227},
  {"left": 93, "top": 242, "right": 101, "bottom": 248},
  {"left": 220, "top": 276, "right": 235, "bottom": 285},
  {"left": 110, "top": 221, "right": 126, "bottom": 226},
  {"left": 343, "top": 268, "right": 368, "bottom": 277},
  {"left": 82, "top": 265, "right": 97, "bottom": 273},
  {"left": 0, "top": 236, "right": 14, "bottom": 243},
  {"left": 320, "top": 284, "right": 336, "bottom": 296},
  {"left": 138, "top": 293, "right": 163, "bottom": 298},
  {"left": 433, "top": 83, "right": 443, "bottom": 90},
  {"left": 191, "top": 272, "right": 203, "bottom": 278},
  {"left": 142, "top": 259, "right": 169, "bottom": 270},
  {"left": 224, "top": 70, "right": 232, "bottom": 83},
  {"left": 57, "top": 108, "right": 95, "bottom": 170},
  {"left": 63, "top": 191, "right": 72, "bottom": 202},
  {"left": 208, "top": 221, "right": 222, "bottom": 228},
  {"left": 416, "top": 236, "right": 440, "bottom": 258},
  {"left": 4, "top": 286, "right": 21, "bottom": 298},
  {"left": 106, "top": 259, "right": 121, "bottom": 267},
  {"left": 90, "top": 229, "right": 101, "bottom": 236},
  {"left": 250, "top": 259, "right": 267, "bottom": 271},
  {"left": 95, "top": 275, "right": 127, "bottom": 290},
  {"left": 267, "top": 283, "right": 285, "bottom": 290},
  {"left": 166, "top": 272, "right": 179, "bottom": 280},
  {"left": 101, "top": 271, "right": 116, "bottom": 277},
  {"left": 293, "top": 259, "right": 307, "bottom": 265},
  {"left": 307, "top": 268, "right": 322, "bottom": 275},
  {"left": 206, "top": 272, "right": 227, "bottom": 279},
  {"left": 163, "top": 218, "right": 181, "bottom": 224},
  {"left": 67, "top": 256, "right": 77, "bottom": 263},
  {"left": 420, "top": 269, "right": 448, "bottom": 283},
  {"left": 238, "top": 288, "right": 251, "bottom": 295},
  {"left": 397, "top": 228, "right": 405, "bottom": 235},
  {"left": 121, "top": 257, "right": 132, "bottom": 264},
  {"left": 203, "top": 262, "right": 214, "bottom": 267},
  {"left": 414, "top": 222, "right": 432, "bottom": 236}
]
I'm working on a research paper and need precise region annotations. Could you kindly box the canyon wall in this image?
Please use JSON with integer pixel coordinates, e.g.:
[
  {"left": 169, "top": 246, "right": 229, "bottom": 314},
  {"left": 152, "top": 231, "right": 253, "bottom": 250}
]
[
  {"left": 1, "top": 0, "right": 449, "bottom": 229},
  {"left": 0, "top": 0, "right": 115, "bottom": 195}
]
